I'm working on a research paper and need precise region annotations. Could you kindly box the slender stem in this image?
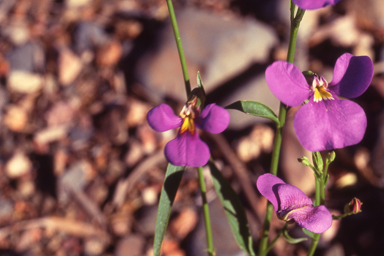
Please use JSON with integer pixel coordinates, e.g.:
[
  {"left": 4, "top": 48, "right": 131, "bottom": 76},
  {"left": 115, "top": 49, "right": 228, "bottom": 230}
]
[
  {"left": 258, "top": 3, "right": 305, "bottom": 256},
  {"left": 197, "top": 167, "right": 215, "bottom": 256},
  {"left": 307, "top": 153, "right": 325, "bottom": 256},
  {"left": 265, "top": 223, "right": 289, "bottom": 253},
  {"left": 166, "top": 0, "right": 191, "bottom": 98}
]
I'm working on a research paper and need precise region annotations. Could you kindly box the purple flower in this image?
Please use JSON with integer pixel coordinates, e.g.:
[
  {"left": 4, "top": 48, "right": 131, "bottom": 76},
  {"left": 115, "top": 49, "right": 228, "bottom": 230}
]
[
  {"left": 147, "top": 100, "right": 230, "bottom": 167},
  {"left": 257, "top": 173, "right": 332, "bottom": 233},
  {"left": 292, "top": 0, "right": 343, "bottom": 10},
  {"left": 266, "top": 53, "right": 373, "bottom": 152}
]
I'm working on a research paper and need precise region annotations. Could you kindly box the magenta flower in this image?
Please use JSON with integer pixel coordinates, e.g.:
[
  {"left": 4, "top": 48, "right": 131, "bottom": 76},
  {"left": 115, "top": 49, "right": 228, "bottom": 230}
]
[
  {"left": 292, "top": 0, "right": 343, "bottom": 10},
  {"left": 257, "top": 173, "right": 332, "bottom": 233},
  {"left": 266, "top": 53, "right": 373, "bottom": 152},
  {"left": 147, "top": 100, "right": 230, "bottom": 167}
]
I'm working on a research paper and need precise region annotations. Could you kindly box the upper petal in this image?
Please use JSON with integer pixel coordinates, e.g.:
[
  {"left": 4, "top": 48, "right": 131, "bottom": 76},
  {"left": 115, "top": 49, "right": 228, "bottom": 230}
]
[
  {"left": 276, "top": 184, "right": 313, "bottom": 213},
  {"left": 164, "top": 131, "right": 210, "bottom": 167},
  {"left": 265, "top": 61, "right": 311, "bottom": 107},
  {"left": 287, "top": 205, "right": 333, "bottom": 233},
  {"left": 147, "top": 104, "right": 182, "bottom": 132},
  {"left": 292, "top": 0, "right": 342, "bottom": 10},
  {"left": 196, "top": 104, "right": 230, "bottom": 134},
  {"left": 256, "top": 173, "right": 286, "bottom": 212},
  {"left": 329, "top": 53, "right": 373, "bottom": 98},
  {"left": 294, "top": 97, "right": 367, "bottom": 152}
]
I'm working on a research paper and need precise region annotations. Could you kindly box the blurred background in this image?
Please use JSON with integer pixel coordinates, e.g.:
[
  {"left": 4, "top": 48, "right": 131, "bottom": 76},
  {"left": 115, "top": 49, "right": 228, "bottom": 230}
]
[{"left": 0, "top": 0, "right": 383, "bottom": 255}]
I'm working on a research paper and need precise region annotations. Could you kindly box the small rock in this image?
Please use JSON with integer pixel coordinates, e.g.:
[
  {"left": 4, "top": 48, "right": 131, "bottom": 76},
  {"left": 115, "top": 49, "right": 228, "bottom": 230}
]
[
  {"left": 236, "top": 124, "right": 274, "bottom": 162},
  {"left": 45, "top": 101, "right": 75, "bottom": 127},
  {"left": 5, "top": 152, "right": 32, "bottom": 179},
  {"left": 125, "top": 139, "right": 144, "bottom": 168},
  {"left": 58, "top": 160, "right": 94, "bottom": 203},
  {"left": 169, "top": 208, "right": 198, "bottom": 239},
  {"left": 83, "top": 238, "right": 106, "bottom": 256},
  {"left": 110, "top": 214, "right": 132, "bottom": 237},
  {"left": 3, "top": 22, "right": 29, "bottom": 45},
  {"left": 7, "top": 71, "right": 43, "bottom": 94},
  {"left": 66, "top": 0, "right": 92, "bottom": 8},
  {"left": 73, "top": 22, "right": 109, "bottom": 54},
  {"left": 137, "top": 7, "right": 278, "bottom": 101},
  {"left": 126, "top": 98, "right": 151, "bottom": 128},
  {"left": 96, "top": 40, "right": 122, "bottom": 67},
  {"left": 6, "top": 42, "right": 45, "bottom": 72},
  {"left": 58, "top": 48, "right": 83, "bottom": 86},
  {"left": 18, "top": 179, "right": 36, "bottom": 198},
  {"left": 3, "top": 105, "right": 28, "bottom": 132},
  {"left": 0, "top": 199, "right": 13, "bottom": 220},
  {"left": 141, "top": 186, "right": 158, "bottom": 206},
  {"left": 115, "top": 235, "right": 145, "bottom": 256},
  {"left": 34, "top": 125, "right": 69, "bottom": 146}
]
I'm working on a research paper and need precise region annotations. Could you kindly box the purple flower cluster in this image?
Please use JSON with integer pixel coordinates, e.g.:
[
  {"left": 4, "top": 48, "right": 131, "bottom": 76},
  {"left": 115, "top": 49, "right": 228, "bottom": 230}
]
[
  {"left": 257, "top": 174, "right": 332, "bottom": 233},
  {"left": 147, "top": 100, "right": 230, "bottom": 167},
  {"left": 266, "top": 53, "right": 373, "bottom": 152}
]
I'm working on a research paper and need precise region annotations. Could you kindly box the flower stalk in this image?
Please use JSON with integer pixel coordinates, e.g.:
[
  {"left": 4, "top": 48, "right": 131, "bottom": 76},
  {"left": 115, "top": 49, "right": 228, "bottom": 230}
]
[
  {"left": 198, "top": 167, "right": 215, "bottom": 256},
  {"left": 258, "top": 3, "right": 305, "bottom": 256},
  {"left": 166, "top": 0, "right": 191, "bottom": 98}
]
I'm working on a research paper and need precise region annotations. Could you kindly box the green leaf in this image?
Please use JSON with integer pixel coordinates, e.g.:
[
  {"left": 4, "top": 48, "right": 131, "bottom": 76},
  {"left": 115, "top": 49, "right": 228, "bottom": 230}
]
[
  {"left": 283, "top": 229, "right": 307, "bottom": 244},
  {"left": 302, "top": 228, "right": 316, "bottom": 239},
  {"left": 153, "top": 163, "right": 186, "bottom": 256},
  {"left": 197, "top": 71, "right": 206, "bottom": 98},
  {"left": 225, "top": 100, "right": 279, "bottom": 126},
  {"left": 208, "top": 160, "right": 255, "bottom": 256}
]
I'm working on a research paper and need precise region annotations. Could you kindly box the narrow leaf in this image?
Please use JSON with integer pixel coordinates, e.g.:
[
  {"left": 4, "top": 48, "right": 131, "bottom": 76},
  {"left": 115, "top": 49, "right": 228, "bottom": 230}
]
[
  {"left": 302, "top": 228, "right": 316, "bottom": 239},
  {"left": 283, "top": 229, "right": 307, "bottom": 244},
  {"left": 153, "top": 163, "right": 185, "bottom": 256},
  {"left": 197, "top": 71, "right": 206, "bottom": 98},
  {"left": 225, "top": 100, "right": 279, "bottom": 126},
  {"left": 208, "top": 160, "right": 255, "bottom": 256}
]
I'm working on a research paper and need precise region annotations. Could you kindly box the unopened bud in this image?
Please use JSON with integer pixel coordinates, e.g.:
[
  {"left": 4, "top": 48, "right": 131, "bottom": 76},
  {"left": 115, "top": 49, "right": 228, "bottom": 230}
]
[
  {"left": 344, "top": 197, "right": 362, "bottom": 215},
  {"left": 326, "top": 151, "right": 336, "bottom": 164},
  {"left": 298, "top": 157, "right": 310, "bottom": 167}
]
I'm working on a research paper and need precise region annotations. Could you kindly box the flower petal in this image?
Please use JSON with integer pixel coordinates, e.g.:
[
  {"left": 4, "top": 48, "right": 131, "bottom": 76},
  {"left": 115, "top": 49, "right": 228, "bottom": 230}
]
[
  {"left": 265, "top": 61, "right": 311, "bottom": 107},
  {"left": 276, "top": 184, "right": 313, "bottom": 213},
  {"left": 256, "top": 173, "right": 286, "bottom": 212},
  {"left": 286, "top": 205, "right": 333, "bottom": 233},
  {"left": 164, "top": 131, "right": 210, "bottom": 167},
  {"left": 329, "top": 53, "right": 373, "bottom": 98},
  {"left": 292, "top": 0, "right": 342, "bottom": 10},
  {"left": 294, "top": 97, "right": 367, "bottom": 152},
  {"left": 147, "top": 104, "right": 182, "bottom": 132},
  {"left": 196, "top": 104, "right": 230, "bottom": 134}
]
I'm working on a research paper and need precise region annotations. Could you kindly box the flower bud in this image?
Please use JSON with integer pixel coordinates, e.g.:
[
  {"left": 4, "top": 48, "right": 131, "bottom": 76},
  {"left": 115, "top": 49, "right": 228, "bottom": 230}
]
[
  {"left": 298, "top": 156, "right": 311, "bottom": 167},
  {"left": 344, "top": 197, "right": 362, "bottom": 215},
  {"left": 326, "top": 151, "right": 336, "bottom": 164}
]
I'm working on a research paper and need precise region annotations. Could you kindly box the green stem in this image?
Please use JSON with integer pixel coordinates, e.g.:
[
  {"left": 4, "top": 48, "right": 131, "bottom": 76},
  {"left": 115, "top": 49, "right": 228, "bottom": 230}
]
[
  {"left": 307, "top": 153, "right": 325, "bottom": 256},
  {"left": 265, "top": 223, "right": 289, "bottom": 253},
  {"left": 197, "top": 167, "right": 215, "bottom": 256},
  {"left": 258, "top": 3, "right": 305, "bottom": 256},
  {"left": 166, "top": 0, "right": 191, "bottom": 98}
]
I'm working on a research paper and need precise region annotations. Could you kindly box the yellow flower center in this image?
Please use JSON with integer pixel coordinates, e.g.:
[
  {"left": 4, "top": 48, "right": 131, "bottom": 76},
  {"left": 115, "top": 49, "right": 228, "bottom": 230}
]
[
  {"left": 311, "top": 76, "right": 334, "bottom": 103},
  {"left": 180, "top": 116, "right": 195, "bottom": 135},
  {"left": 313, "top": 86, "right": 334, "bottom": 102}
]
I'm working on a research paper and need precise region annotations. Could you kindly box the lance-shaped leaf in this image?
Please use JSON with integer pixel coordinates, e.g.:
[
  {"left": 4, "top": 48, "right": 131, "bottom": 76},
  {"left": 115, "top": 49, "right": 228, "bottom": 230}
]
[
  {"left": 226, "top": 100, "right": 279, "bottom": 126},
  {"left": 153, "top": 163, "right": 185, "bottom": 256},
  {"left": 208, "top": 159, "right": 255, "bottom": 256}
]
